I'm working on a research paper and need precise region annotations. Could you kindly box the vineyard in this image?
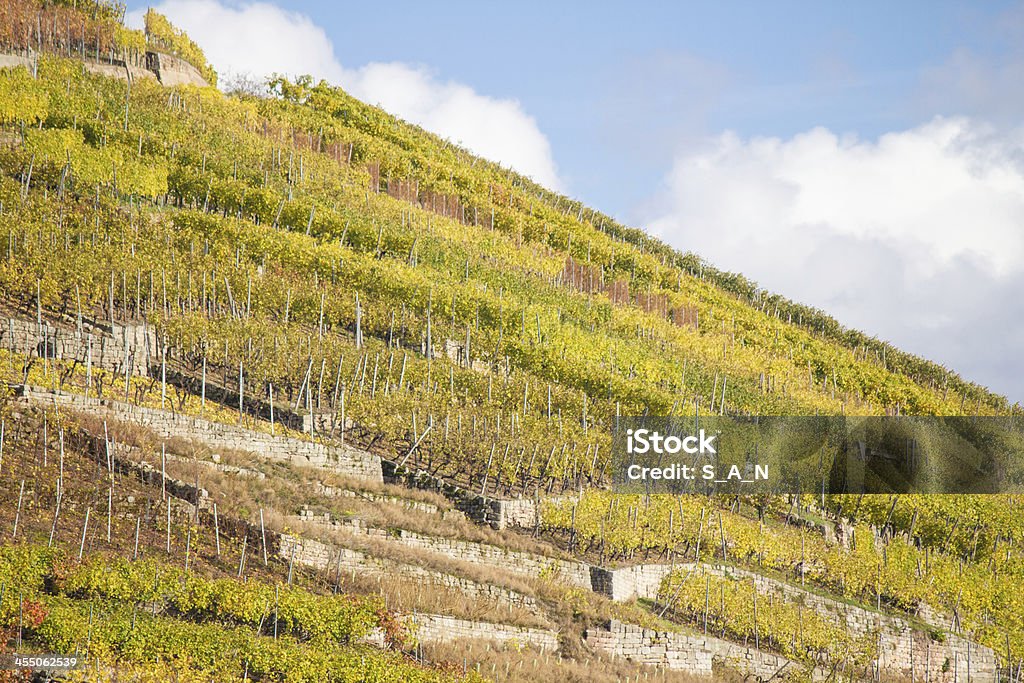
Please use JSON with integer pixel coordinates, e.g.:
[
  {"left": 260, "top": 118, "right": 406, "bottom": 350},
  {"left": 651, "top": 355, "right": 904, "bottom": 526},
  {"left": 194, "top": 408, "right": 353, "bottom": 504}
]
[
  {"left": 0, "top": 0, "right": 1021, "bottom": 681},
  {"left": 543, "top": 491, "right": 1024, "bottom": 666}
]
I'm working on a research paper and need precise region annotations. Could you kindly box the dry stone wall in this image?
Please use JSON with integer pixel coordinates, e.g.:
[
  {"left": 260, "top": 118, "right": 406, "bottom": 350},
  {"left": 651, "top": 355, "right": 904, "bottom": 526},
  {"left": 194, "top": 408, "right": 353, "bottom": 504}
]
[
  {"left": 0, "top": 48, "right": 205, "bottom": 86},
  {"left": 700, "top": 634, "right": 818, "bottom": 681},
  {"left": 0, "top": 51, "right": 32, "bottom": 70},
  {"left": 585, "top": 620, "right": 815, "bottom": 679},
  {"left": 277, "top": 534, "right": 537, "bottom": 608},
  {"left": 382, "top": 459, "right": 574, "bottom": 531},
  {"left": 4, "top": 318, "right": 995, "bottom": 679},
  {"left": 2, "top": 316, "right": 157, "bottom": 377},
  {"left": 294, "top": 510, "right": 591, "bottom": 588},
  {"left": 314, "top": 483, "right": 462, "bottom": 519},
  {"left": 585, "top": 620, "right": 713, "bottom": 675},
  {"left": 609, "top": 561, "right": 997, "bottom": 682},
  {"left": 409, "top": 614, "right": 558, "bottom": 651},
  {"left": 165, "top": 452, "right": 266, "bottom": 480},
  {"left": 14, "top": 385, "right": 382, "bottom": 482},
  {"left": 292, "top": 511, "right": 988, "bottom": 683},
  {"left": 146, "top": 51, "right": 207, "bottom": 87},
  {"left": 82, "top": 61, "right": 133, "bottom": 81},
  {"left": 590, "top": 563, "right": 676, "bottom": 602},
  {"left": 681, "top": 563, "right": 997, "bottom": 682}
]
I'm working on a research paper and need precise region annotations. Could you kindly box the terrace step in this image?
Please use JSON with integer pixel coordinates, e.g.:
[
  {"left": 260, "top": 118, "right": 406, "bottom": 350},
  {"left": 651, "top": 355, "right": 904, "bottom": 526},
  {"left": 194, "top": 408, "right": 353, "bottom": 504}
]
[
  {"left": 292, "top": 509, "right": 590, "bottom": 588},
  {"left": 278, "top": 533, "right": 538, "bottom": 609},
  {"left": 12, "top": 384, "right": 382, "bottom": 482},
  {"left": 409, "top": 613, "right": 557, "bottom": 651}
]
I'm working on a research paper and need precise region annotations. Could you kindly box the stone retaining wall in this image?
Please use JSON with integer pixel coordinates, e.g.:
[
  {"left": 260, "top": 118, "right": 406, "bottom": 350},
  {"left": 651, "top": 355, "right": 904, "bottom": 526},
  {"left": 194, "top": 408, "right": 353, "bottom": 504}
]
[
  {"left": 382, "top": 459, "right": 574, "bottom": 531},
  {"left": 165, "top": 452, "right": 266, "bottom": 480},
  {"left": 146, "top": 50, "right": 207, "bottom": 87},
  {"left": 277, "top": 534, "right": 537, "bottom": 608},
  {"left": 701, "top": 633, "right": 817, "bottom": 680},
  {"left": 314, "top": 483, "right": 462, "bottom": 519},
  {"left": 590, "top": 563, "right": 676, "bottom": 602},
  {"left": 14, "top": 385, "right": 382, "bottom": 482},
  {"left": 681, "top": 563, "right": 996, "bottom": 682},
  {"left": 295, "top": 504, "right": 989, "bottom": 683},
  {"left": 585, "top": 620, "right": 713, "bottom": 675},
  {"left": 294, "top": 510, "right": 591, "bottom": 588},
  {"left": 1, "top": 48, "right": 206, "bottom": 86},
  {"left": 0, "top": 52, "right": 32, "bottom": 70},
  {"left": 410, "top": 614, "right": 558, "bottom": 651},
  {"left": 295, "top": 506, "right": 992, "bottom": 683},
  {"left": 637, "top": 562, "right": 997, "bottom": 682},
  {"left": 585, "top": 620, "right": 813, "bottom": 679},
  {"left": 2, "top": 316, "right": 157, "bottom": 377}
]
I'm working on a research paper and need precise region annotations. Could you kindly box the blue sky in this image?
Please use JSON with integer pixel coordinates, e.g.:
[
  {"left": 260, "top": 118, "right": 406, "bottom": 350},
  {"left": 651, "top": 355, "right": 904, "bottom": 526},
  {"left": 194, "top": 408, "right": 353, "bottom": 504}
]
[
  {"left": 265, "top": 1, "right": 1020, "bottom": 214},
  {"left": 128, "top": 1, "right": 1024, "bottom": 404}
]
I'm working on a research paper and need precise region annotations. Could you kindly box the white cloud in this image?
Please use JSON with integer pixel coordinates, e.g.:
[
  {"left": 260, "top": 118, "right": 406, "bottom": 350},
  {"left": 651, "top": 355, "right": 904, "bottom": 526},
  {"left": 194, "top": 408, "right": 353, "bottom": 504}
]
[
  {"left": 129, "top": 0, "right": 563, "bottom": 189},
  {"left": 641, "top": 118, "right": 1024, "bottom": 403},
  {"left": 341, "top": 63, "right": 563, "bottom": 189}
]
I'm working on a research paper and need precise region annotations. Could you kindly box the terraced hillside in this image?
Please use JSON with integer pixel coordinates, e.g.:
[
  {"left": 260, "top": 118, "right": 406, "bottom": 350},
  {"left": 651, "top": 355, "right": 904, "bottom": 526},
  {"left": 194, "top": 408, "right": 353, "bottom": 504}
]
[{"left": 0, "top": 1, "right": 1021, "bottom": 681}]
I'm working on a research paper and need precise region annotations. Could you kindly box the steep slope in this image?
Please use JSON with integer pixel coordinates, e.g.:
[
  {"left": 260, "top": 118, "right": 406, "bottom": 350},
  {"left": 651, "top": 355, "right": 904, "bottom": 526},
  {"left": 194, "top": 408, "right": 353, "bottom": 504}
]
[{"left": 0, "top": 1, "right": 1022, "bottom": 682}]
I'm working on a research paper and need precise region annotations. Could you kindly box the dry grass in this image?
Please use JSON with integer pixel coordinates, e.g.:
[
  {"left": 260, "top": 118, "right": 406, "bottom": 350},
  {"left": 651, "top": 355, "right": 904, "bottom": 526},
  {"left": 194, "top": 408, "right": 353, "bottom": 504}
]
[
  {"left": 298, "top": 466, "right": 456, "bottom": 510},
  {"left": 66, "top": 410, "right": 693, "bottom": 633},
  {"left": 287, "top": 518, "right": 688, "bottom": 641},
  {"left": 64, "top": 411, "right": 693, "bottom": 638},
  {"left": 76, "top": 410, "right": 570, "bottom": 560},
  {"left": 293, "top": 496, "right": 561, "bottom": 558},
  {"left": 288, "top": 520, "right": 543, "bottom": 600},
  {"left": 337, "top": 571, "right": 551, "bottom": 631},
  {"left": 423, "top": 639, "right": 725, "bottom": 683},
  {"left": 248, "top": 458, "right": 570, "bottom": 560}
]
